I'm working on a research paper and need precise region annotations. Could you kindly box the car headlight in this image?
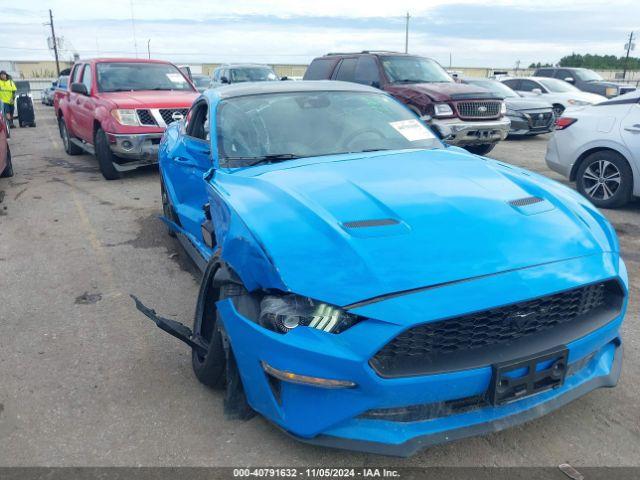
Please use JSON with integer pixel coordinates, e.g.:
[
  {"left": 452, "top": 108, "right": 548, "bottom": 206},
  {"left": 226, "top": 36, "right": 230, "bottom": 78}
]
[
  {"left": 566, "top": 99, "right": 590, "bottom": 106},
  {"left": 605, "top": 87, "right": 618, "bottom": 97},
  {"left": 500, "top": 101, "right": 507, "bottom": 115},
  {"left": 111, "top": 109, "right": 140, "bottom": 126},
  {"left": 259, "top": 294, "right": 362, "bottom": 334},
  {"left": 506, "top": 108, "right": 523, "bottom": 117},
  {"left": 433, "top": 103, "right": 454, "bottom": 117}
]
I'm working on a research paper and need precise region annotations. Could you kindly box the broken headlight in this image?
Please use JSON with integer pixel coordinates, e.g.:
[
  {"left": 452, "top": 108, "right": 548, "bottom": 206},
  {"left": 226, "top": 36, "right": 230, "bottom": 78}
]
[{"left": 259, "top": 294, "right": 362, "bottom": 334}]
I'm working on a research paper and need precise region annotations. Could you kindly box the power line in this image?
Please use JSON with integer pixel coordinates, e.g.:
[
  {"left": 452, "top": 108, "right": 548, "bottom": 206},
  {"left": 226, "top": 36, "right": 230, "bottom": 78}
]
[{"left": 0, "top": 45, "right": 314, "bottom": 57}]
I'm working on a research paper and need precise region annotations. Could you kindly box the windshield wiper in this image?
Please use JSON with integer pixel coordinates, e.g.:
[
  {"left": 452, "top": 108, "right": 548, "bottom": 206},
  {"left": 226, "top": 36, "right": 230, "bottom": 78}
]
[
  {"left": 225, "top": 153, "right": 302, "bottom": 167},
  {"left": 395, "top": 79, "right": 427, "bottom": 84}
]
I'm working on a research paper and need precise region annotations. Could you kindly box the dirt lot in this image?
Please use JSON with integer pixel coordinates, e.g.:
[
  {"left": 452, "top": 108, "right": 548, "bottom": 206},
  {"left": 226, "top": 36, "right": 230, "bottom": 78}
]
[{"left": 0, "top": 105, "right": 638, "bottom": 467}]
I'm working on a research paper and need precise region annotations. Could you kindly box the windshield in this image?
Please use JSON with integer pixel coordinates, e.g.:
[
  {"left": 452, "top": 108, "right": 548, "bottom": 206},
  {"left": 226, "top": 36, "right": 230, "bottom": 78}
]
[
  {"left": 381, "top": 56, "right": 453, "bottom": 84},
  {"left": 96, "top": 62, "right": 195, "bottom": 92},
  {"left": 538, "top": 78, "right": 580, "bottom": 93},
  {"left": 217, "top": 91, "right": 441, "bottom": 167},
  {"left": 230, "top": 67, "right": 278, "bottom": 83},
  {"left": 574, "top": 69, "right": 603, "bottom": 82},
  {"left": 466, "top": 79, "right": 518, "bottom": 98}
]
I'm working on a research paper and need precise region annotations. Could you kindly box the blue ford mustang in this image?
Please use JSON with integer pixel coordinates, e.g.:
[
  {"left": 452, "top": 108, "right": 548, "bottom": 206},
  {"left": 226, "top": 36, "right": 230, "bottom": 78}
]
[{"left": 134, "top": 81, "right": 627, "bottom": 456}]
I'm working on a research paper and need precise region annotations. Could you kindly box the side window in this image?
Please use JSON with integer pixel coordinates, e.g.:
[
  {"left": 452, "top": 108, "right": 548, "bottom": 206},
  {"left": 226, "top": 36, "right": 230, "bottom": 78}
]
[
  {"left": 519, "top": 80, "right": 542, "bottom": 92},
  {"left": 185, "top": 102, "right": 209, "bottom": 142},
  {"left": 82, "top": 65, "right": 92, "bottom": 93},
  {"left": 213, "top": 69, "right": 220, "bottom": 82},
  {"left": 334, "top": 58, "right": 357, "bottom": 82},
  {"left": 72, "top": 64, "right": 83, "bottom": 84},
  {"left": 557, "top": 69, "right": 574, "bottom": 82},
  {"left": 503, "top": 79, "right": 520, "bottom": 90},
  {"left": 303, "top": 58, "right": 338, "bottom": 80},
  {"left": 354, "top": 56, "right": 381, "bottom": 86},
  {"left": 536, "top": 69, "right": 553, "bottom": 77}
]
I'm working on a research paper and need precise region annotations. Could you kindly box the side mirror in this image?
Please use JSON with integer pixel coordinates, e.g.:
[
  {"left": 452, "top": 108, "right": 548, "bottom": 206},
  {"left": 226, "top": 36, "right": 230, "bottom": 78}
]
[
  {"left": 71, "top": 82, "right": 88, "bottom": 95},
  {"left": 531, "top": 88, "right": 542, "bottom": 95},
  {"left": 280, "top": 76, "right": 289, "bottom": 81},
  {"left": 220, "top": 76, "right": 229, "bottom": 84},
  {"left": 564, "top": 77, "right": 575, "bottom": 84}
]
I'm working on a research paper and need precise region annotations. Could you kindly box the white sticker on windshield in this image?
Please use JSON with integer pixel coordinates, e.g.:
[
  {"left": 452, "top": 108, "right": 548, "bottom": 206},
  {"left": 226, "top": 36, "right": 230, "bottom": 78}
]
[
  {"left": 389, "top": 119, "right": 435, "bottom": 141},
  {"left": 167, "top": 73, "right": 186, "bottom": 83}
]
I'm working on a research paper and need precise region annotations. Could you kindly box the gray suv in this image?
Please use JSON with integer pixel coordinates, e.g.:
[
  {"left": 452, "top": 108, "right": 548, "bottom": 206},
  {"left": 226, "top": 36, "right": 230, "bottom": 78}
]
[{"left": 533, "top": 67, "right": 635, "bottom": 98}]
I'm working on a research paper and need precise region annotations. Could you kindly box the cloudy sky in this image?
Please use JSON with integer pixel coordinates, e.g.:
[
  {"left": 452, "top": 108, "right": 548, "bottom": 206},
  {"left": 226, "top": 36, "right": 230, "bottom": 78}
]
[{"left": 2, "top": 0, "right": 638, "bottom": 68}]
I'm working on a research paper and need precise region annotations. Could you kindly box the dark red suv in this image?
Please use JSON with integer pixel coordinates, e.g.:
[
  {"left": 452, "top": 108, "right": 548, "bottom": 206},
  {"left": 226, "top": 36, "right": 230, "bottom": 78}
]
[{"left": 304, "top": 51, "right": 510, "bottom": 155}]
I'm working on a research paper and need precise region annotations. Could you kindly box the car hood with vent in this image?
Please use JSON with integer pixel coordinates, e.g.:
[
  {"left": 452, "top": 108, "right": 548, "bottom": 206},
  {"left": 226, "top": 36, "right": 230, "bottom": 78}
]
[{"left": 213, "top": 148, "right": 617, "bottom": 307}]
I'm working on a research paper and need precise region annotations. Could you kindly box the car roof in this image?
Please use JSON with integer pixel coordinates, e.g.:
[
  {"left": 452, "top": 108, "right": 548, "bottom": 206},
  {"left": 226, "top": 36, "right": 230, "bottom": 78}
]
[
  {"left": 217, "top": 63, "right": 274, "bottom": 69},
  {"left": 211, "top": 80, "right": 380, "bottom": 99}
]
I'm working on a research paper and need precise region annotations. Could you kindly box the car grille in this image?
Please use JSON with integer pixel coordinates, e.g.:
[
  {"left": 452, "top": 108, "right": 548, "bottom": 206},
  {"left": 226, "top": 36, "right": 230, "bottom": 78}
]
[
  {"left": 370, "top": 281, "right": 622, "bottom": 377},
  {"left": 159, "top": 108, "right": 188, "bottom": 125},
  {"left": 527, "top": 110, "right": 554, "bottom": 128},
  {"left": 455, "top": 100, "right": 501, "bottom": 119},
  {"left": 137, "top": 109, "right": 157, "bottom": 126}
]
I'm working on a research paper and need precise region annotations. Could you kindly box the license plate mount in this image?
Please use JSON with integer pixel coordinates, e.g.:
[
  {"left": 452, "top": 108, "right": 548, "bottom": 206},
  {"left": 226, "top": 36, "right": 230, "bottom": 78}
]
[{"left": 489, "top": 347, "right": 568, "bottom": 406}]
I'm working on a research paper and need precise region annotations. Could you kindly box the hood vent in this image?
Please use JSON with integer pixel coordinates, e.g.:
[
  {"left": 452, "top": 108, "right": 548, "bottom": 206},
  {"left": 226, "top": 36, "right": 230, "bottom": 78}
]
[
  {"left": 342, "top": 218, "right": 399, "bottom": 229},
  {"left": 508, "top": 196, "right": 544, "bottom": 207}
]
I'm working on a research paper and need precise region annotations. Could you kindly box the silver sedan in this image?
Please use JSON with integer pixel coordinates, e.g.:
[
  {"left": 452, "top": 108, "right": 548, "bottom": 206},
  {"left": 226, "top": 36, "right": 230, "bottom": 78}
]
[{"left": 545, "top": 90, "right": 640, "bottom": 208}]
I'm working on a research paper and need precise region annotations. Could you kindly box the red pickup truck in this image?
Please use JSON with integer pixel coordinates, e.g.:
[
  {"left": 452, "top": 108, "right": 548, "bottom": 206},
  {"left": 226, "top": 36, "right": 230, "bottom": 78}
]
[{"left": 56, "top": 58, "right": 198, "bottom": 179}]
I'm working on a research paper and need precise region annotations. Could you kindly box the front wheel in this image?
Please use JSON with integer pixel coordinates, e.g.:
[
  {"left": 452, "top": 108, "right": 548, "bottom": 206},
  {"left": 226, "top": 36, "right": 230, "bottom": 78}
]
[
  {"left": 552, "top": 104, "right": 565, "bottom": 117},
  {"left": 1, "top": 147, "right": 14, "bottom": 178},
  {"left": 94, "top": 128, "right": 122, "bottom": 180},
  {"left": 576, "top": 151, "right": 633, "bottom": 208},
  {"left": 160, "top": 178, "right": 179, "bottom": 237},
  {"left": 464, "top": 143, "right": 496, "bottom": 156}
]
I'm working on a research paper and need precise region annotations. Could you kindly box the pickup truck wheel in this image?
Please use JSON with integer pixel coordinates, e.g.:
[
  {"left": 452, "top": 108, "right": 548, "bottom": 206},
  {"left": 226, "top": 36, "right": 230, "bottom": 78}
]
[
  {"left": 1, "top": 147, "right": 14, "bottom": 178},
  {"left": 59, "top": 118, "right": 83, "bottom": 155},
  {"left": 94, "top": 128, "right": 122, "bottom": 180},
  {"left": 576, "top": 150, "right": 633, "bottom": 208},
  {"left": 464, "top": 144, "right": 496, "bottom": 156}
]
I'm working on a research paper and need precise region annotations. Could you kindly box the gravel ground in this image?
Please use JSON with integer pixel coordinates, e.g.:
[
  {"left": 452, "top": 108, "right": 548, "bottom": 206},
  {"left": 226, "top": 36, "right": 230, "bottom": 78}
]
[{"left": 0, "top": 105, "right": 638, "bottom": 467}]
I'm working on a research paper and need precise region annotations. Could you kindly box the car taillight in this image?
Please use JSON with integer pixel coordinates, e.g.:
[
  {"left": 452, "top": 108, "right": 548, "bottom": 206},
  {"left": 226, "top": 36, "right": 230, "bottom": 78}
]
[{"left": 555, "top": 117, "right": 577, "bottom": 130}]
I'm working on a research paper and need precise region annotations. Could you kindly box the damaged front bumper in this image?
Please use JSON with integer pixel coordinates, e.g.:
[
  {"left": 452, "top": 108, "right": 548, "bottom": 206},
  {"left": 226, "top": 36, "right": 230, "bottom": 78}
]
[
  {"left": 430, "top": 117, "right": 510, "bottom": 146},
  {"left": 214, "top": 253, "right": 626, "bottom": 457},
  {"left": 135, "top": 253, "right": 627, "bottom": 457},
  {"left": 107, "top": 132, "right": 163, "bottom": 168}
]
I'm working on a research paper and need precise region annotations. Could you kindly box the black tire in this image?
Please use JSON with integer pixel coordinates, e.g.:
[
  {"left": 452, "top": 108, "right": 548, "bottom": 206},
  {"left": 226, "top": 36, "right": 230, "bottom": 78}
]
[
  {"left": 18, "top": 120, "right": 23, "bottom": 128},
  {"left": 552, "top": 104, "right": 565, "bottom": 117},
  {"left": 191, "top": 261, "right": 227, "bottom": 389},
  {"left": 160, "top": 179, "right": 178, "bottom": 237},
  {"left": 576, "top": 150, "right": 633, "bottom": 208},
  {"left": 59, "top": 118, "right": 83, "bottom": 155},
  {"left": 464, "top": 143, "right": 496, "bottom": 156},
  {"left": 1, "top": 147, "right": 14, "bottom": 178},
  {"left": 94, "top": 128, "right": 122, "bottom": 180},
  {"left": 30, "top": 122, "right": 36, "bottom": 128}
]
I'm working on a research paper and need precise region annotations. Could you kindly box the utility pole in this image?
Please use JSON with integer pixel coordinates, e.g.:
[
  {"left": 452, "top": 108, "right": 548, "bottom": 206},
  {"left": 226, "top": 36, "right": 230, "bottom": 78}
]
[
  {"left": 130, "top": 0, "right": 138, "bottom": 57},
  {"left": 48, "top": 9, "right": 60, "bottom": 76},
  {"left": 404, "top": 12, "right": 410, "bottom": 54},
  {"left": 147, "top": 39, "right": 151, "bottom": 59},
  {"left": 623, "top": 31, "right": 635, "bottom": 80}
]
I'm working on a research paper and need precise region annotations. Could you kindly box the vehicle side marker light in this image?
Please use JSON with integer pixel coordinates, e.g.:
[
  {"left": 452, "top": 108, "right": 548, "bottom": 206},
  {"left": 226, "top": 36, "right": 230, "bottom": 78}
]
[{"left": 261, "top": 361, "right": 357, "bottom": 389}]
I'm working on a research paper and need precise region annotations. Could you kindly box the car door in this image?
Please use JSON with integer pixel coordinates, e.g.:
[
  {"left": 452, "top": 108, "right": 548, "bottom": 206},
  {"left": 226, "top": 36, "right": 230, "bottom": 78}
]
[
  {"left": 66, "top": 65, "right": 84, "bottom": 135},
  {"left": 620, "top": 100, "right": 640, "bottom": 189},
  {"left": 163, "top": 99, "right": 213, "bottom": 242},
  {"left": 73, "top": 64, "right": 97, "bottom": 143}
]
